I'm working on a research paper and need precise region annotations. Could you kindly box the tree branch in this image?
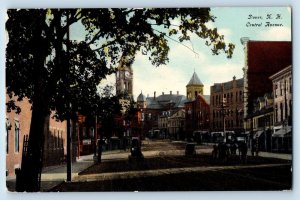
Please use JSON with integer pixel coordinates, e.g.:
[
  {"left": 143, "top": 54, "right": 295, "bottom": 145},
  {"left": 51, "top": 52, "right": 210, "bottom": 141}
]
[{"left": 152, "top": 28, "right": 199, "bottom": 56}]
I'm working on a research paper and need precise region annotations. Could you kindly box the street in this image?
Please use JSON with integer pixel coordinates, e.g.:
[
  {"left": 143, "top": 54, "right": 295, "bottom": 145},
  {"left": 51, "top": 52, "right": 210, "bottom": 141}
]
[{"left": 51, "top": 140, "right": 292, "bottom": 191}]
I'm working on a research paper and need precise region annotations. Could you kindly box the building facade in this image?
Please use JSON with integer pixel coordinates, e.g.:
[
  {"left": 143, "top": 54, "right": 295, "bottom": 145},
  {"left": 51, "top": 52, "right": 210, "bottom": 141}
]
[
  {"left": 167, "top": 109, "right": 186, "bottom": 140},
  {"left": 184, "top": 72, "right": 210, "bottom": 139},
  {"left": 210, "top": 76, "right": 244, "bottom": 133},
  {"left": 244, "top": 94, "right": 274, "bottom": 151},
  {"left": 269, "top": 65, "right": 292, "bottom": 126},
  {"left": 137, "top": 91, "right": 186, "bottom": 139},
  {"left": 5, "top": 96, "right": 74, "bottom": 177},
  {"left": 185, "top": 95, "right": 210, "bottom": 138},
  {"left": 240, "top": 38, "right": 292, "bottom": 121},
  {"left": 269, "top": 65, "right": 292, "bottom": 152},
  {"left": 240, "top": 38, "right": 292, "bottom": 152}
]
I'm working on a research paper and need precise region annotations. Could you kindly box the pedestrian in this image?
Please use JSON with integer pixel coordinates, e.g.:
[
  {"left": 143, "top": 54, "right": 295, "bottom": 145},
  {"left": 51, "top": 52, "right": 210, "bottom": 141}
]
[
  {"left": 251, "top": 140, "right": 256, "bottom": 156},
  {"left": 212, "top": 145, "right": 218, "bottom": 159},
  {"left": 230, "top": 142, "right": 237, "bottom": 155},
  {"left": 97, "top": 139, "right": 106, "bottom": 163},
  {"left": 255, "top": 136, "right": 259, "bottom": 156},
  {"left": 123, "top": 137, "right": 127, "bottom": 151},
  {"left": 239, "top": 141, "right": 248, "bottom": 164}
]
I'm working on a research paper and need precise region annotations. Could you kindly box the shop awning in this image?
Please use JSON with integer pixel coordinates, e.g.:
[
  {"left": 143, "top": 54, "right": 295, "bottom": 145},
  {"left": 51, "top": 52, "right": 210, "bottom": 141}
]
[{"left": 273, "top": 126, "right": 292, "bottom": 137}]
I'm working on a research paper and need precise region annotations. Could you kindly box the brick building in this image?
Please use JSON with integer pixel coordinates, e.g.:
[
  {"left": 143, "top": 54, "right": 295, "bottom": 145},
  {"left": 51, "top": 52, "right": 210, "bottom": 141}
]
[
  {"left": 184, "top": 72, "right": 210, "bottom": 139},
  {"left": 137, "top": 91, "right": 186, "bottom": 138},
  {"left": 240, "top": 38, "right": 292, "bottom": 120},
  {"left": 210, "top": 76, "right": 244, "bottom": 133},
  {"left": 269, "top": 65, "right": 292, "bottom": 127},
  {"left": 6, "top": 96, "right": 32, "bottom": 177},
  {"left": 269, "top": 65, "right": 292, "bottom": 152},
  {"left": 5, "top": 95, "right": 75, "bottom": 177}
]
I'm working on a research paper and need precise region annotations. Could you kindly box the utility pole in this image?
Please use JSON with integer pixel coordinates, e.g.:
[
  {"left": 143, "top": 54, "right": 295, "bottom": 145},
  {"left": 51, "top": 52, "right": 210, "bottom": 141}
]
[
  {"left": 222, "top": 97, "right": 226, "bottom": 142},
  {"left": 66, "top": 107, "right": 72, "bottom": 182}
]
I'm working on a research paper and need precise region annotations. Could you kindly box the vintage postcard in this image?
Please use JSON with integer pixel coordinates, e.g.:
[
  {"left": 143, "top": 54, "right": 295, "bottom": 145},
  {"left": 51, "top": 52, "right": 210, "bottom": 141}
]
[{"left": 5, "top": 7, "right": 292, "bottom": 192}]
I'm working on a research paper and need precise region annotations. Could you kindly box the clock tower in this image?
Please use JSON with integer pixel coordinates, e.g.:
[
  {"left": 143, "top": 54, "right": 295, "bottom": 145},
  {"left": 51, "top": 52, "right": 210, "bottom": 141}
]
[{"left": 116, "top": 57, "right": 133, "bottom": 99}]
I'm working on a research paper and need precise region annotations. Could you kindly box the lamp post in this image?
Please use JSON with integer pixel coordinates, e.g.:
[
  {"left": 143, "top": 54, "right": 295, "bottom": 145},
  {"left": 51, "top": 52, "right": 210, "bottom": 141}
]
[
  {"left": 222, "top": 97, "right": 227, "bottom": 143},
  {"left": 93, "top": 104, "right": 98, "bottom": 163},
  {"left": 66, "top": 102, "right": 72, "bottom": 182}
]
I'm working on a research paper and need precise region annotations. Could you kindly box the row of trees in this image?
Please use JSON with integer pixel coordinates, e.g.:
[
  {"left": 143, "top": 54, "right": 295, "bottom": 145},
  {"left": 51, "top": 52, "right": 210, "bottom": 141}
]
[{"left": 6, "top": 8, "right": 234, "bottom": 191}]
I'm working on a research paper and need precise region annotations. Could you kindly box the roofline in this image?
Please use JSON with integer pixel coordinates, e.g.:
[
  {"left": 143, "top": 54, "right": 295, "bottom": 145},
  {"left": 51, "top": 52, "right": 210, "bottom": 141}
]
[{"left": 269, "top": 65, "right": 292, "bottom": 80}]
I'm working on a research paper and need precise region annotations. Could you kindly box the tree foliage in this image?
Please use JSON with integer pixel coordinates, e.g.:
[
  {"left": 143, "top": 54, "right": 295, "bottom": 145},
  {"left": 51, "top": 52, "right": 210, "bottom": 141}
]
[{"left": 6, "top": 8, "right": 234, "bottom": 121}]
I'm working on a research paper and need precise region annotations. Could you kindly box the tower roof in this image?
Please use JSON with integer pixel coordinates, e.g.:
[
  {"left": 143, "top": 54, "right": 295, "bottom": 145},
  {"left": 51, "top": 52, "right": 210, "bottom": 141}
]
[
  {"left": 137, "top": 91, "right": 146, "bottom": 102},
  {"left": 187, "top": 72, "right": 203, "bottom": 86}
]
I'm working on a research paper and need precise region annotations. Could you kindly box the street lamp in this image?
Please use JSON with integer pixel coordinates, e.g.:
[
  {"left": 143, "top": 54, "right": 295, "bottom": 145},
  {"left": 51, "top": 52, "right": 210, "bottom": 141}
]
[{"left": 221, "top": 97, "right": 228, "bottom": 142}]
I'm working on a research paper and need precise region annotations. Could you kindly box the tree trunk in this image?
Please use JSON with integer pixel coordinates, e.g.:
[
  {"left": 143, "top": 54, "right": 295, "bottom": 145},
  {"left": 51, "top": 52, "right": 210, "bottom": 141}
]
[
  {"left": 17, "top": 12, "right": 50, "bottom": 191},
  {"left": 22, "top": 101, "right": 49, "bottom": 191}
]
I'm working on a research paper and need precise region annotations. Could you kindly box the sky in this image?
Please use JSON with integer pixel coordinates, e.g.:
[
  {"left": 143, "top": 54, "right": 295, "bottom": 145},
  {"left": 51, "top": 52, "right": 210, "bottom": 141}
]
[{"left": 92, "top": 7, "right": 291, "bottom": 99}]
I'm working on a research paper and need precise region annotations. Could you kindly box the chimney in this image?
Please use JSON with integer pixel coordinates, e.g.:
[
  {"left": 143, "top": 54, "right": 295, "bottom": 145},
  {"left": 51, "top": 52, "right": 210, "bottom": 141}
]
[
  {"left": 162, "top": 92, "right": 164, "bottom": 95},
  {"left": 170, "top": 91, "right": 172, "bottom": 95},
  {"left": 177, "top": 91, "right": 179, "bottom": 95},
  {"left": 154, "top": 91, "right": 156, "bottom": 100},
  {"left": 240, "top": 37, "right": 250, "bottom": 45}
]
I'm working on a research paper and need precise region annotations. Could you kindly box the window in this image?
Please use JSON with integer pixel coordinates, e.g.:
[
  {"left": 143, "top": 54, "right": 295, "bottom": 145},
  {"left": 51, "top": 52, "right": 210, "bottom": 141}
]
[
  {"left": 53, "top": 130, "right": 57, "bottom": 148},
  {"left": 280, "top": 103, "right": 283, "bottom": 122},
  {"left": 6, "top": 128, "right": 9, "bottom": 154},
  {"left": 274, "top": 104, "right": 278, "bottom": 122},
  {"left": 6, "top": 118, "right": 11, "bottom": 154},
  {"left": 15, "top": 121, "right": 20, "bottom": 153},
  {"left": 239, "top": 91, "right": 243, "bottom": 102}
]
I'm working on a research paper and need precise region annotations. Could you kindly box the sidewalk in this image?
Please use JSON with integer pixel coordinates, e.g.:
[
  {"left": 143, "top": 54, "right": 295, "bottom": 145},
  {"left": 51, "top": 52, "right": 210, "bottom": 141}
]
[{"left": 6, "top": 154, "right": 94, "bottom": 192}]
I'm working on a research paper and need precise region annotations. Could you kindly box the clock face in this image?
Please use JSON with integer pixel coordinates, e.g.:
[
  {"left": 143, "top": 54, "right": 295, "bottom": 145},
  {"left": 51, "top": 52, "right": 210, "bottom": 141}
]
[{"left": 125, "top": 71, "right": 130, "bottom": 78}]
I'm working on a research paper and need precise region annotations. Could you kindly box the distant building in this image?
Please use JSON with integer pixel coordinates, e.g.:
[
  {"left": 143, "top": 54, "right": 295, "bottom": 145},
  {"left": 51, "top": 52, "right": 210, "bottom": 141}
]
[
  {"left": 186, "top": 71, "right": 204, "bottom": 101},
  {"left": 136, "top": 91, "right": 186, "bottom": 138},
  {"left": 210, "top": 76, "right": 244, "bottom": 133},
  {"left": 116, "top": 57, "right": 133, "bottom": 100},
  {"left": 167, "top": 109, "right": 186, "bottom": 140},
  {"left": 184, "top": 72, "right": 210, "bottom": 139},
  {"left": 114, "top": 57, "right": 134, "bottom": 139}
]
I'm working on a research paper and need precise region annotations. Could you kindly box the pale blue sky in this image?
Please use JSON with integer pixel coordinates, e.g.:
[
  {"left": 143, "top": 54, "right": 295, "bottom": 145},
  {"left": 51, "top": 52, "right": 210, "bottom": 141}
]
[{"left": 68, "top": 7, "right": 291, "bottom": 98}]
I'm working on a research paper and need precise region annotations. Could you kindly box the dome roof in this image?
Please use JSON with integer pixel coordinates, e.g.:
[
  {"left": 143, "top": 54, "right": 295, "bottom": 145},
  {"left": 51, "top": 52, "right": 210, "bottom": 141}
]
[
  {"left": 187, "top": 72, "right": 203, "bottom": 86},
  {"left": 137, "top": 92, "right": 146, "bottom": 102}
]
